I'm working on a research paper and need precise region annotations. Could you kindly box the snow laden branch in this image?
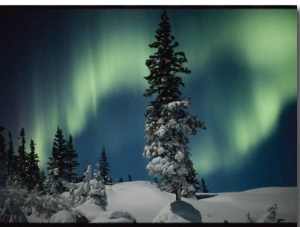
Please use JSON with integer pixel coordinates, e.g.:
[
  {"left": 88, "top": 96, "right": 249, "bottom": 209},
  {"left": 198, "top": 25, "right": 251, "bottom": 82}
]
[
  {"left": 144, "top": 100, "right": 205, "bottom": 159},
  {"left": 143, "top": 99, "right": 205, "bottom": 200}
]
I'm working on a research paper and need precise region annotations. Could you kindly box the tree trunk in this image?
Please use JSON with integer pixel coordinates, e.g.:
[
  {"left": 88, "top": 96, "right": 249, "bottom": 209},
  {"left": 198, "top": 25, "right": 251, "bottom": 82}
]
[{"left": 176, "top": 182, "right": 181, "bottom": 201}]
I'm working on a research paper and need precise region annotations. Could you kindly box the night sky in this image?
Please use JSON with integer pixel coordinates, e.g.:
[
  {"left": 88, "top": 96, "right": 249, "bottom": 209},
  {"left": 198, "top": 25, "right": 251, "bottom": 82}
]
[{"left": 0, "top": 7, "right": 297, "bottom": 192}]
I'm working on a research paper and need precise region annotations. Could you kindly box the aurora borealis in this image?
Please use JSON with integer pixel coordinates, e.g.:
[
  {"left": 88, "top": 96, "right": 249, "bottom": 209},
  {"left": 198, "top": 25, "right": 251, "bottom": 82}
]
[{"left": 0, "top": 7, "right": 297, "bottom": 192}]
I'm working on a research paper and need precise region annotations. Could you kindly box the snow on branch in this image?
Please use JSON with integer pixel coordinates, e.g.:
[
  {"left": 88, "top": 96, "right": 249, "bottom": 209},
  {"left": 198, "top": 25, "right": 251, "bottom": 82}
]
[{"left": 166, "top": 100, "right": 190, "bottom": 111}]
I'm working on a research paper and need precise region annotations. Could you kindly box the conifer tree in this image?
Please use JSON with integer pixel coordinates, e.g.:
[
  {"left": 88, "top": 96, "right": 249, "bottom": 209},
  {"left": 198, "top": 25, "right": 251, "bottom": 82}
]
[
  {"left": 37, "top": 169, "right": 46, "bottom": 194},
  {"left": 0, "top": 126, "right": 7, "bottom": 186},
  {"left": 47, "top": 126, "right": 67, "bottom": 179},
  {"left": 27, "top": 139, "right": 41, "bottom": 191},
  {"left": 201, "top": 178, "right": 209, "bottom": 193},
  {"left": 40, "top": 169, "right": 46, "bottom": 182},
  {"left": 47, "top": 126, "right": 67, "bottom": 193},
  {"left": 98, "top": 146, "right": 110, "bottom": 184},
  {"left": 65, "top": 135, "right": 80, "bottom": 182},
  {"left": 143, "top": 10, "right": 206, "bottom": 201},
  {"left": 6, "top": 132, "right": 15, "bottom": 176},
  {"left": 15, "top": 127, "right": 28, "bottom": 189},
  {"left": 185, "top": 158, "right": 201, "bottom": 193},
  {"left": 89, "top": 165, "right": 107, "bottom": 210}
]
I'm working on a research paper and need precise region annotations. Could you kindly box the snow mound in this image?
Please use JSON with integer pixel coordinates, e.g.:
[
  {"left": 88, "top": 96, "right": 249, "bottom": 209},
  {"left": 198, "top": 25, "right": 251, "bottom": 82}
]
[
  {"left": 49, "top": 210, "right": 76, "bottom": 223},
  {"left": 72, "top": 203, "right": 104, "bottom": 222},
  {"left": 72, "top": 201, "right": 136, "bottom": 223},
  {"left": 108, "top": 211, "right": 136, "bottom": 222},
  {"left": 152, "top": 200, "right": 202, "bottom": 223},
  {"left": 91, "top": 210, "right": 136, "bottom": 223},
  {"left": 106, "top": 181, "right": 174, "bottom": 222}
]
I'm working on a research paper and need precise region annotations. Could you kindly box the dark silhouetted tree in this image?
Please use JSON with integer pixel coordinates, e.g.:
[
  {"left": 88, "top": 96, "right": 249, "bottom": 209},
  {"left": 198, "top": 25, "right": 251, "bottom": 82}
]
[
  {"left": 65, "top": 135, "right": 80, "bottom": 182},
  {"left": 0, "top": 126, "right": 7, "bottom": 186},
  {"left": 6, "top": 132, "right": 15, "bottom": 176},
  {"left": 47, "top": 126, "right": 67, "bottom": 193},
  {"left": 37, "top": 169, "right": 46, "bottom": 194},
  {"left": 27, "top": 139, "right": 41, "bottom": 191},
  {"left": 128, "top": 174, "right": 132, "bottom": 182},
  {"left": 201, "top": 178, "right": 209, "bottom": 193},
  {"left": 15, "top": 127, "right": 28, "bottom": 189},
  {"left": 99, "top": 146, "right": 110, "bottom": 184},
  {"left": 143, "top": 10, "right": 206, "bottom": 201}
]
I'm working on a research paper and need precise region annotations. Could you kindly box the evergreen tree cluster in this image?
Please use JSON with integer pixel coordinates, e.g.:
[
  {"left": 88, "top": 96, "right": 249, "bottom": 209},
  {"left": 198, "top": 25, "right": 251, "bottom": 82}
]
[
  {"left": 0, "top": 125, "right": 44, "bottom": 192},
  {"left": 0, "top": 123, "right": 115, "bottom": 195},
  {"left": 46, "top": 126, "right": 80, "bottom": 194}
]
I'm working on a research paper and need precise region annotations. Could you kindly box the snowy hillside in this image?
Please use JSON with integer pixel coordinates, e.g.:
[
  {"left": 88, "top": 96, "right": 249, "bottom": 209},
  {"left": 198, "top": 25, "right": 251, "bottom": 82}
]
[
  {"left": 23, "top": 181, "right": 298, "bottom": 223},
  {"left": 106, "top": 181, "right": 297, "bottom": 223}
]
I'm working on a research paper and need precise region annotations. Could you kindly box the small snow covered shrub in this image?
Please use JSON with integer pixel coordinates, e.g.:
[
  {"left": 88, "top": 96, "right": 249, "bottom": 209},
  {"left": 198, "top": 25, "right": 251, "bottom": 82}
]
[
  {"left": 246, "top": 203, "right": 278, "bottom": 223},
  {"left": 62, "top": 165, "right": 92, "bottom": 206},
  {"left": 245, "top": 212, "right": 256, "bottom": 223},
  {"left": 258, "top": 203, "right": 278, "bottom": 223},
  {"left": 86, "top": 166, "right": 107, "bottom": 210}
]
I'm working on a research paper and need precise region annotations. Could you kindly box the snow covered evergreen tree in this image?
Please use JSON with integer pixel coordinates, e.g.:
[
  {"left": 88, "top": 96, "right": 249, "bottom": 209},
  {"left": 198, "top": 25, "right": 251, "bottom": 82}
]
[
  {"left": 47, "top": 126, "right": 68, "bottom": 180},
  {"left": 74, "top": 165, "right": 91, "bottom": 205},
  {"left": 87, "top": 164, "right": 107, "bottom": 210},
  {"left": 0, "top": 125, "right": 7, "bottom": 187},
  {"left": 65, "top": 135, "right": 80, "bottom": 183},
  {"left": 47, "top": 126, "right": 68, "bottom": 193},
  {"left": 26, "top": 139, "right": 41, "bottom": 191},
  {"left": 143, "top": 10, "right": 206, "bottom": 201},
  {"left": 98, "top": 146, "right": 110, "bottom": 184}
]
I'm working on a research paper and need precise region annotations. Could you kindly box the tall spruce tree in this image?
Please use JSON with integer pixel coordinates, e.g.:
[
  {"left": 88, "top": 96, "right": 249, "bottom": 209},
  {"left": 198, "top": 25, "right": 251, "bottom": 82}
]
[
  {"left": 99, "top": 146, "right": 110, "bottom": 184},
  {"left": 0, "top": 126, "right": 7, "bottom": 187},
  {"left": 143, "top": 10, "right": 206, "bottom": 201},
  {"left": 6, "top": 132, "right": 15, "bottom": 176},
  {"left": 16, "top": 127, "right": 28, "bottom": 189},
  {"left": 27, "top": 139, "right": 41, "bottom": 191},
  {"left": 201, "top": 178, "right": 209, "bottom": 193},
  {"left": 65, "top": 134, "right": 80, "bottom": 182},
  {"left": 47, "top": 126, "right": 67, "bottom": 193}
]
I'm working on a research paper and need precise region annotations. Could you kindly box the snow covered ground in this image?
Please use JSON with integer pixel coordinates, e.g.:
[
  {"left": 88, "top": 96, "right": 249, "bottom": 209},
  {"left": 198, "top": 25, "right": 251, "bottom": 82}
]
[{"left": 25, "top": 181, "right": 297, "bottom": 223}]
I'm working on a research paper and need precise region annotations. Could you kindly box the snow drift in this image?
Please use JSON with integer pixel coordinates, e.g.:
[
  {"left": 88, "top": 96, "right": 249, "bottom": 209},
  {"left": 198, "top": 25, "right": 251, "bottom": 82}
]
[{"left": 2, "top": 181, "right": 296, "bottom": 223}]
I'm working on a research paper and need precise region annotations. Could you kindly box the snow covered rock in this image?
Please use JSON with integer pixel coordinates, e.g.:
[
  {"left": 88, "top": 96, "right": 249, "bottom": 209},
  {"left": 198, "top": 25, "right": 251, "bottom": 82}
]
[
  {"left": 90, "top": 210, "right": 136, "bottom": 223},
  {"left": 108, "top": 211, "right": 136, "bottom": 222},
  {"left": 72, "top": 203, "right": 104, "bottom": 222},
  {"left": 152, "top": 200, "right": 202, "bottom": 223},
  {"left": 49, "top": 210, "right": 76, "bottom": 223},
  {"left": 72, "top": 202, "right": 136, "bottom": 223}
]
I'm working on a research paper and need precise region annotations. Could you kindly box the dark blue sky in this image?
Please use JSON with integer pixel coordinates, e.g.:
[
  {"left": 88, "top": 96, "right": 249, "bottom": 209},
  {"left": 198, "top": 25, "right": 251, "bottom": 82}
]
[{"left": 0, "top": 7, "right": 297, "bottom": 192}]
